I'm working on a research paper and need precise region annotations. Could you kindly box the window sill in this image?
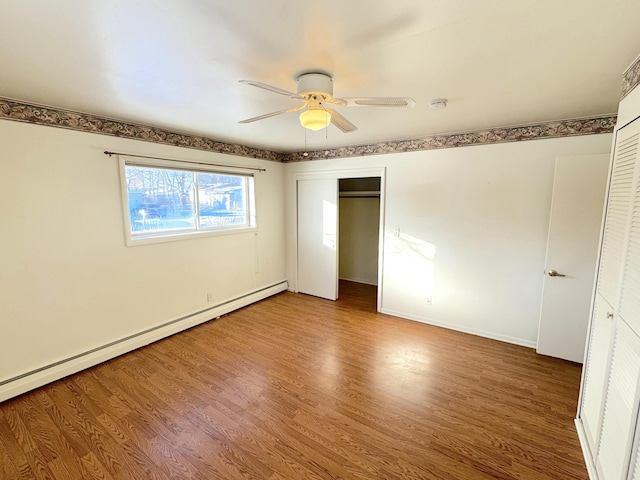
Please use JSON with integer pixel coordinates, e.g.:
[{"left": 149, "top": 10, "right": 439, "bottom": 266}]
[{"left": 125, "top": 226, "right": 257, "bottom": 247}]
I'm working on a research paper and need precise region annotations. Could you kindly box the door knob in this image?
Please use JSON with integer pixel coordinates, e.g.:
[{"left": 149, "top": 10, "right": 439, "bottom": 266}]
[{"left": 547, "top": 269, "right": 566, "bottom": 277}]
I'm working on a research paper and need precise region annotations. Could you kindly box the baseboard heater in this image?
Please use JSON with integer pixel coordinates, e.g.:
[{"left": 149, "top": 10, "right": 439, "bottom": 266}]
[{"left": 0, "top": 280, "right": 288, "bottom": 402}]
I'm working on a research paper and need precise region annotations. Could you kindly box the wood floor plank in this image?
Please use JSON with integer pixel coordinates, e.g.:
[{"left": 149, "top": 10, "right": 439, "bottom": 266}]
[
  {"left": 0, "top": 281, "right": 588, "bottom": 479},
  {"left": 0, "top": 433, "right": 23, "bottom": 479}
]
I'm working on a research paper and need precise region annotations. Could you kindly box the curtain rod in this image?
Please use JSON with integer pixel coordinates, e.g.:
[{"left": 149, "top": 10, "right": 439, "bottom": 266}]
[{"left": 103, "top": 151, "right": 267, "bottom": 172}]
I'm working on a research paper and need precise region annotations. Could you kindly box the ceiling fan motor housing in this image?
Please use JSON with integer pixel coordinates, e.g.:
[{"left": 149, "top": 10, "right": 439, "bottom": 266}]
[{"left": 297, "top": 73, "right": 333, "bottom": 97}]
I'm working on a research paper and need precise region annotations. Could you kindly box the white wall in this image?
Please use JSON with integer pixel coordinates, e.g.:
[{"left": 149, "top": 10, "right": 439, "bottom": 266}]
[
  {"left": 0, "top": 120, "right": 286, "bottom": 399},
  {"left": 285, "top": 134, "right": 613, "bottom": 347},
  {"left": 339, "top": 196, "right": 380, "bottom": 285},
  {"left": 0, "top": 118, "right": 614, "bottom": 401}
]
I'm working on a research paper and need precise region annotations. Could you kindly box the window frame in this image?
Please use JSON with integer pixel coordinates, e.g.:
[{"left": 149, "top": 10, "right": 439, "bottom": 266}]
[{"left": 118, "top": 156, "right": 257, "bottom": 246}]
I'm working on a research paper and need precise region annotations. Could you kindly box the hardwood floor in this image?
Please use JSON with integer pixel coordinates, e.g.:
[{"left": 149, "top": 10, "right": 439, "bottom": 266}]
[{"left": 0, "top": 281, "right": 587, "bottom": 479}]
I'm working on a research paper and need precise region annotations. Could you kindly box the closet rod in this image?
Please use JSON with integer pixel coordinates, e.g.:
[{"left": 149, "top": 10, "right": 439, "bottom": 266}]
[
  {"left": 339, "top": 191, "right": 381, "bottom": 198},
  {"left": 103, "top": 151, "right": 266, "bottom": 172}
]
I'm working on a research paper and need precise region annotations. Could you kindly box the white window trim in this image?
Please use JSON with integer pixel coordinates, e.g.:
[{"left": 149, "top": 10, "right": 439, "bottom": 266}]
[{"left": 118, "top": 156, "right": 257, "bottom": 247}]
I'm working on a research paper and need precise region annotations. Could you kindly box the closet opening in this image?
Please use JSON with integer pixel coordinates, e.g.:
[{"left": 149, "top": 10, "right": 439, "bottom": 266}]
[{"left": 338, "top": 177, "right": 381, "bottom": 309}]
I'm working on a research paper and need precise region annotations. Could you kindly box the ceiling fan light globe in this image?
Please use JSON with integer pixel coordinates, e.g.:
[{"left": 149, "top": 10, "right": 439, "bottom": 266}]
[{"left": 300, "top": 108, "right": 332, "bottom": 131}]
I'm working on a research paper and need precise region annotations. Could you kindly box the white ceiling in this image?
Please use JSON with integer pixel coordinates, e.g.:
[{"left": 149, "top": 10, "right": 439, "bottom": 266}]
[{"left": 1, "top": 0, "right": 639, "bottom": 153}]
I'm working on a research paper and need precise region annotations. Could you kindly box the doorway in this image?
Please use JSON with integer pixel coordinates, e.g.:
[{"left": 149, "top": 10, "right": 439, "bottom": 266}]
[
  {"left": 295, "top": 169, "right": 385, "bottom": 310},
  {"left": 338, "top": 177, "right": 381, "bottom": 307}
]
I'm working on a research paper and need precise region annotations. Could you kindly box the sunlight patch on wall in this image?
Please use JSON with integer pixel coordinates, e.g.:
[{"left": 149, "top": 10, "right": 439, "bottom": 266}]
[{"left": 384, "top": 229, "right": 436, "bottom": 304}]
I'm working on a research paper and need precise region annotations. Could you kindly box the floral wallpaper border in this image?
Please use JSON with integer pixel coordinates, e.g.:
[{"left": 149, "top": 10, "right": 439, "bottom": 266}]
[
  {"left": 0, "top": 97, "right": 616, "bottom": 163},
  {"left": 285, "top": 115, "right": 617, "bottom": 162},
  {"left": 622, "top": 54, "right": 640, "bottom": 100},
  {"left": 0, "top": 98, "right": 288, "bottom": 162}
]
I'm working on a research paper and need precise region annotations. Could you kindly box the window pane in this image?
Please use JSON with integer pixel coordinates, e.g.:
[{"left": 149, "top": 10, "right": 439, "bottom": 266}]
[
  {"left": 125, "top": 165, "right": 196, "bottom": 234},
  {"left": 197, "top": 173, "right": 249, "bottom": 228},
  {"left": 122, "top": 162, "right": 255, "bottom": 242}
]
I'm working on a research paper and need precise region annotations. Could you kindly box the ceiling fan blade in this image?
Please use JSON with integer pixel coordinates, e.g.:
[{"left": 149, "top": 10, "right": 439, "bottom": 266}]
[
  {"left": 323, "top": 97, "right": 348, "bottom": 107},
  {"left": 327, "top": 109, "right": 357, "bottom": 133},
  {"left": 239, "top": 103, "right": 307, "bottom": 124},
  {"left": 340, "top": 97, "right": 416, "bottom": 108},
  {"left": 239, "top": 80, "right": 303, "bottom": 101}
]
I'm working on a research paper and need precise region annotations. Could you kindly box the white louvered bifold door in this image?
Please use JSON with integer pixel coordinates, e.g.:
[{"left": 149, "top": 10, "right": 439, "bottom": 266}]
[
  {"left": 619, "top": 122, "right": 640, "bottom": 336},
  {"left": 579, "top": 119, "right": 640, "bottom": 467},
  {"left": 595, "top": 320, "right": 640, "bottom": 479},
  {"left": 629, "top": 407, "right": 640, "bottom": 480},
  {"left": 596, "top": 123, "right": 639, "bottom": 305},
  {"left": 581, "top": 292, "right": 616, "bottom": 457}
]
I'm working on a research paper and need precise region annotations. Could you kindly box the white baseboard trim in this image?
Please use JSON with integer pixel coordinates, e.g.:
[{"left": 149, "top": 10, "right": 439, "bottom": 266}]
[
  {"left": 380, "top": 308, "right": 537, "bottom": 349},
  {"left": 0, "top": 281, "right": 288, "bottom": 403},
  {"left": 575, "top": 418, "right": 598, "bottom": 479}
]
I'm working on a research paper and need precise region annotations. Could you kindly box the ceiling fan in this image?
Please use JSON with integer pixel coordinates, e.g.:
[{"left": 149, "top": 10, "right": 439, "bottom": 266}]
[{"left": 239, "top": 72, "right": 416, "bottom": 133}]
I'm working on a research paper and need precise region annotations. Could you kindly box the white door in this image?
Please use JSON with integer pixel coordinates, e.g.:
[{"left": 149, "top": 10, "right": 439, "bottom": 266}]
[
  {"left": 297, "top": 178, "right": 339, "bottom": 300},
  {"left": 537, "top": 154, "right": 609, "bottom": 362}
]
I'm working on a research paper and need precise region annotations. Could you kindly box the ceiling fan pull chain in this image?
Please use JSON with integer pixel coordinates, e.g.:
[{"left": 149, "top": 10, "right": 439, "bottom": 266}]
[{"left": 326, "top": 111, "right": 329, "bottom": 141}]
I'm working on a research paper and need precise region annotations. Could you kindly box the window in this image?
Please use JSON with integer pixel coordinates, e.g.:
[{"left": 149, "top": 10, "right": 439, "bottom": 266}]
[{"left": 121, "top": 159, "right": 256, "bottom": 244}]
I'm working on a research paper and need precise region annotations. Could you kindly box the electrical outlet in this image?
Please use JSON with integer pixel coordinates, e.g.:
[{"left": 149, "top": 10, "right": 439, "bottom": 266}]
[
  {"left": 207, "top": 292, "right": 214, "bottom": 302},
  {"left": 426, "top": 296, "right": 432, "bottom": 305}
]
